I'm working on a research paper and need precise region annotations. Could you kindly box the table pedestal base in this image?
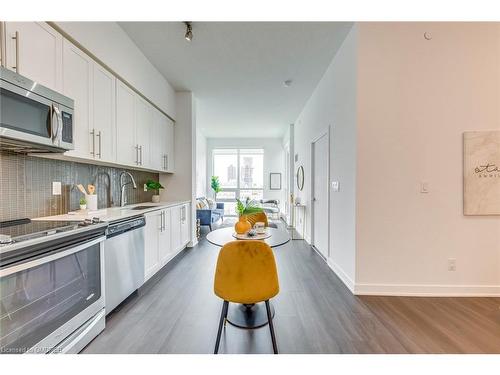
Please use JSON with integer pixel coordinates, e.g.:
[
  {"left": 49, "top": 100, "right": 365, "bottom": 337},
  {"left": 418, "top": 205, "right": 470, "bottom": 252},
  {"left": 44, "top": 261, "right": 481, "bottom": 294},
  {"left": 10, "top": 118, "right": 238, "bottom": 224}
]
[{"left": 226, "top": 302, "right": 275, "bottom": 329}]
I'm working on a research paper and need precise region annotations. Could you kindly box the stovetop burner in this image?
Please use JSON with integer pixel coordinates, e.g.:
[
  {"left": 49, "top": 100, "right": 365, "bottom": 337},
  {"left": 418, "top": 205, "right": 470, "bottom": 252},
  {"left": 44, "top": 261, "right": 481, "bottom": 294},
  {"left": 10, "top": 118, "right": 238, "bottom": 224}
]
[{"left": 0, "top": 217, "right": 103, "bottom": 246}]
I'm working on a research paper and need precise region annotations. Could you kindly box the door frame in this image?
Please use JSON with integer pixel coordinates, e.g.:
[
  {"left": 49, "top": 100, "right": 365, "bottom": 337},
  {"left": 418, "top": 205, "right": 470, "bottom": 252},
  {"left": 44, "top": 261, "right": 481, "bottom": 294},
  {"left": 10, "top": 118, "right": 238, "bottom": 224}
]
[{"left": 310, "top": 126, "right": 330, "bottom": 259}]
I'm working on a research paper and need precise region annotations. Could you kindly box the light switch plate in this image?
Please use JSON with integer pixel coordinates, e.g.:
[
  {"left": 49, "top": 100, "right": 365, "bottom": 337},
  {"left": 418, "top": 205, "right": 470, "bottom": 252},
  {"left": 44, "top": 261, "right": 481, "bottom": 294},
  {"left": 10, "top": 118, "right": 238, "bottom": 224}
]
[
  {"left": 421, "top": 182, "right": 429, "bottom": 193},
  {"left": 331, "top": 181, "right": 340, "bottom": 192},
  {"left": 52, "top": 182, "right": 61, "bottom": 195}
]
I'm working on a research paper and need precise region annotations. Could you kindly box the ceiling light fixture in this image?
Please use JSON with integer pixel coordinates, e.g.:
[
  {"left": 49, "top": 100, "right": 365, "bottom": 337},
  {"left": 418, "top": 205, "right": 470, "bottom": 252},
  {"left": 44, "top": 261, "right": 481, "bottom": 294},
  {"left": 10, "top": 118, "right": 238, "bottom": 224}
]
[
  {"left": 283, "top": 79, "right": 293, "bottom": 88},
  {"left": 184, "top": 22, "right": 193, "bottom": 42}
]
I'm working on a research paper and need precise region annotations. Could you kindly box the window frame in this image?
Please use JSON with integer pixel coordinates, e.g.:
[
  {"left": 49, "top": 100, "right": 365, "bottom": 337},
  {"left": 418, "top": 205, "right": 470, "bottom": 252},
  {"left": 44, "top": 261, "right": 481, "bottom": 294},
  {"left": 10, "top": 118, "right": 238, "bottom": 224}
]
[{"left": 211, "top": 148, "right": 264, "bottom": 216}]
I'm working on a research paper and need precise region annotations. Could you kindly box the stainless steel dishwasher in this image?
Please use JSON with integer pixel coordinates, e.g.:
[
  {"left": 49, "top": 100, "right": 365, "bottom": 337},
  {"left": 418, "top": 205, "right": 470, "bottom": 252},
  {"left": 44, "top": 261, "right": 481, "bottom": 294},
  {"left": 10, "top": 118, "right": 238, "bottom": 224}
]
[{"left": 104, "top": 215, "right": 145, "bottom": 315}]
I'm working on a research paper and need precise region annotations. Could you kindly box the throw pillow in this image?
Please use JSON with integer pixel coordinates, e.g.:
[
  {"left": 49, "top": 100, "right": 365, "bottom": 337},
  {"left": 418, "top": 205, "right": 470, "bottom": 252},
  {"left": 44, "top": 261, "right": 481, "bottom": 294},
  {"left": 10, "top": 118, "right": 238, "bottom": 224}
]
[{"left": 206, "top": 198, "right": 216, "bottom": 209}]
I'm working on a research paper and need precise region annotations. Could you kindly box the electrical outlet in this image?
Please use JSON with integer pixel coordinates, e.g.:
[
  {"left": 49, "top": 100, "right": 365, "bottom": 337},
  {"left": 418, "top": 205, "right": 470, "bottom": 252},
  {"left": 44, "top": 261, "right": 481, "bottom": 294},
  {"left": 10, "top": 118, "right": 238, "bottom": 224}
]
[
  {"left": 52, "top": 182, "right": 61, "bottom": 195},
  {"left": 448, "top": 258, "right": 456, "bottom": 271},
  {"left": 143, "top": 184, "right": 148, "bottom": 192}
]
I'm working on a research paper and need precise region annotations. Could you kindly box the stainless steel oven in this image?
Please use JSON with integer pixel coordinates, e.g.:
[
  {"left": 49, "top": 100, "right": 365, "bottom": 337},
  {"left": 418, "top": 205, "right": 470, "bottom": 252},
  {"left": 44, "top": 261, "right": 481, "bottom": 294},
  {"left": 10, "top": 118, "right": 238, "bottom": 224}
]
[
  {"left": 0, "top": 223, "right": 106, "bottom": 354},
  {"left": 0, "top": 66, "right": 74, "bottom": 153}
]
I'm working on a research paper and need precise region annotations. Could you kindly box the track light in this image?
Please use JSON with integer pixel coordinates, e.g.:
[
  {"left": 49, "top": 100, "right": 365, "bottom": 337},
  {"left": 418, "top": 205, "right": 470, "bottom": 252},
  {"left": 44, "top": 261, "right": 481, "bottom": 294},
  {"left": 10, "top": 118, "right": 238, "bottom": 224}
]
[{"left": 184, "top": 22, "right": 193, "bottom": 42}]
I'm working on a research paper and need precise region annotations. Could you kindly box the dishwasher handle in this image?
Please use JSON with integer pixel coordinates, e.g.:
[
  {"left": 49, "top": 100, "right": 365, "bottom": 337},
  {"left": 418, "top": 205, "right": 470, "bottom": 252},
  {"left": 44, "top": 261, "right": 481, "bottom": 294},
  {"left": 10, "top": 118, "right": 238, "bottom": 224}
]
[{"left": 106, "top": 216, "right": 146, "bottom": 239}]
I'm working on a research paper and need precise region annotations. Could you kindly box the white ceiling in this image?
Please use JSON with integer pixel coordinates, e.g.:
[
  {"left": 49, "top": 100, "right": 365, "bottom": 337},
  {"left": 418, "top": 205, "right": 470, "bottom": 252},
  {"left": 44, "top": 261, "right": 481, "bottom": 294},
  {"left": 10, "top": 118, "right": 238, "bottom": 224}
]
[{"left": 119, "top": 22, "right": 353, "bottom": 138}]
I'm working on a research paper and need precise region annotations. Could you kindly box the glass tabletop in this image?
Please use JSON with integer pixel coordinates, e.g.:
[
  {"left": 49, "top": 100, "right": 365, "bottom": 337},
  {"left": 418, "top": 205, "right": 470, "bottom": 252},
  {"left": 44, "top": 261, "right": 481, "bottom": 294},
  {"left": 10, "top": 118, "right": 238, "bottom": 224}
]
[{"left": 206, "top": 226, "right": 290, "bottom": 248}]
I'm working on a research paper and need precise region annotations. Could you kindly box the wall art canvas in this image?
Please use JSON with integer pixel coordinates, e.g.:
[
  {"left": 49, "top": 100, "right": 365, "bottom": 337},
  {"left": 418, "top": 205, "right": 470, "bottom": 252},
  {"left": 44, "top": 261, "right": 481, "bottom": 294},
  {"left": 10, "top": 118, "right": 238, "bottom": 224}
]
[{"left": 463, "top": 131, "right": 500, "bottom": 215}]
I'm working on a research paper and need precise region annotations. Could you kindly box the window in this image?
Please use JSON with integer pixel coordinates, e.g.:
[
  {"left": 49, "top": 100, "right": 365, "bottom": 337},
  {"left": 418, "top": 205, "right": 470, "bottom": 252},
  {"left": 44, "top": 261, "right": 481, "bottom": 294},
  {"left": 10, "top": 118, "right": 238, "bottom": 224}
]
[{"left": 212, "top": 148, "right": 264, "bottom": 216}]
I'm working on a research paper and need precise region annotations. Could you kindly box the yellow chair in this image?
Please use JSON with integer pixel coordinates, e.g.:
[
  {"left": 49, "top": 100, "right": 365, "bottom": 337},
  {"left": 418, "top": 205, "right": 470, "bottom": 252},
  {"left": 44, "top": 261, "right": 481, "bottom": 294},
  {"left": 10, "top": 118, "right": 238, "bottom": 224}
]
[
  {"left": 213, "top": 240, "right": 279, "bottom": 354},
  {"left": 246, "top": 211, "right": 269, "bottom": 227}
]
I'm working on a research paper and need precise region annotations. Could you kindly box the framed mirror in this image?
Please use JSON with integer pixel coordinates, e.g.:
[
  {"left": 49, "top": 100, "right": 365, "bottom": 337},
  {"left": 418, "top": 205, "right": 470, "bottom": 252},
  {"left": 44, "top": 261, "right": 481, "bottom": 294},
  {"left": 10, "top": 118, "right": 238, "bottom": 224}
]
[{"left": 296, "top": 165, "right": 304, "bottom": 191}]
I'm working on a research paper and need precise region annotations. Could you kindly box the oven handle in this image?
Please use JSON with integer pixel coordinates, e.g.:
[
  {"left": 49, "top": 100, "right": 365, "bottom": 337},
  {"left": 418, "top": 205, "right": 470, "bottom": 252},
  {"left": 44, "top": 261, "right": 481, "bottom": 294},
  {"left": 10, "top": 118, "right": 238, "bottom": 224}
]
[{"left": 0, "top": 236, "right": 105, "bottom": 278}]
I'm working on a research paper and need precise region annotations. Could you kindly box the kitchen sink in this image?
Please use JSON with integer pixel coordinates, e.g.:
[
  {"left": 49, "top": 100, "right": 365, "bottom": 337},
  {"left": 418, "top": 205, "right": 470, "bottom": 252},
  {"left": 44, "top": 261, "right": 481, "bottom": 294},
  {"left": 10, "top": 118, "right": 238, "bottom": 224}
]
[{"left": 128, "top": 206, "right": 153, "bottom": 210}]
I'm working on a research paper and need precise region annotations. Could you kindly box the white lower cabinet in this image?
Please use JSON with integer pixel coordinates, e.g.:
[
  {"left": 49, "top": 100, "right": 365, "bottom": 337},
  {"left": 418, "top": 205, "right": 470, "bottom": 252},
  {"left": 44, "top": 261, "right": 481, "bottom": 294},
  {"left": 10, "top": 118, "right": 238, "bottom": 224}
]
[
  {"left": 180, "top": 204, "right": 190, "bottom": 246},
  {"left": 144, "top": 210, "right": 161, "bottom": 281},
  {"left": 170, "top": 205, "right": 182, "bottom": 252},
  {"left": 143, "top": 204, "right": 190, "bottom": 283},
  {"left": 158, "top": 208, "right": 172, "bottom": 265}
]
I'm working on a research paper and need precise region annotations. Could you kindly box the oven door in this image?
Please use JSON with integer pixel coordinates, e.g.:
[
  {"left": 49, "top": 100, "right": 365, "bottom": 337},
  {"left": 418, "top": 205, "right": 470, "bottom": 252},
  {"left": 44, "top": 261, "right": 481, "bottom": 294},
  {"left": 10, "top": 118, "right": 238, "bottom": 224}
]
[{"left": 0, "top": 236, "right": 105, "bottom": 354}]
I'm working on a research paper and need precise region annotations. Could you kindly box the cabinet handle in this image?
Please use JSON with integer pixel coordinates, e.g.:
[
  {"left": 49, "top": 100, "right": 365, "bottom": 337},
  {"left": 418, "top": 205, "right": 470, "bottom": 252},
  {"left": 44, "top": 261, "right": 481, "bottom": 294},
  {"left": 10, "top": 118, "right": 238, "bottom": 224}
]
[
  {"left": 90, "top": 129, "right": 95, "bottom": 156},
  {"left": 159, "top": 211, "right": 164, "bottom": 232},
  {"left": 163, "top": 211, "right": 166, "bottom": 231},
  {"left": 165, "top": 155, "right": 168, "bottom": 170},
  {"left": 97, "top": 131, "right": 102, "bottom": 159},
  {"left": 11, "top": 31, "right": 19, "bottom": 72},
  {"left": 135, "top": 144, "right": 139, "bottom": 165}
]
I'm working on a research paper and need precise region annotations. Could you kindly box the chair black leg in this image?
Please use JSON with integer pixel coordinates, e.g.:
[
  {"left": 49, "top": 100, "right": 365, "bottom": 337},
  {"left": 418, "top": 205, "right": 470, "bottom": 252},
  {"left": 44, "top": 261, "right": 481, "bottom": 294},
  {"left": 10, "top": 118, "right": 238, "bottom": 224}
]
[
  {"left": 209, "top": 224, "right": 212, "bottom": 231},
  {"left": 214, "top": 300, "right": 229, "bottom": 354},
  {"left": 265, "top": 300, "right": 278, "bottom": 354}
]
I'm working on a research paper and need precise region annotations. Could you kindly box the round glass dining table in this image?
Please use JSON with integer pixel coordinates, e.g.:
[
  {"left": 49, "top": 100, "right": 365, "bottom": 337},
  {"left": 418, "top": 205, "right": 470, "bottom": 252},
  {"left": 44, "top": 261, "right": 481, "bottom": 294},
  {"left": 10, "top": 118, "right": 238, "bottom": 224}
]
[{"left": 206, "top": 226, "right": 291, "bottom": 329}]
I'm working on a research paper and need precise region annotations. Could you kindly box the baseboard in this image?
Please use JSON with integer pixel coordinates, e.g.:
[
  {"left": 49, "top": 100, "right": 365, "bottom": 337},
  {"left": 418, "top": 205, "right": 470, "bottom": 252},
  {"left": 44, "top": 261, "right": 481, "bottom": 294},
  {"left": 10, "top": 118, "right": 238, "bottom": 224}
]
[
  {"left": 326, "top": 258, "right": 355, "bottom": 293},
  {"left": 354, "top": 283, "right": 500, "bottom": 297}
]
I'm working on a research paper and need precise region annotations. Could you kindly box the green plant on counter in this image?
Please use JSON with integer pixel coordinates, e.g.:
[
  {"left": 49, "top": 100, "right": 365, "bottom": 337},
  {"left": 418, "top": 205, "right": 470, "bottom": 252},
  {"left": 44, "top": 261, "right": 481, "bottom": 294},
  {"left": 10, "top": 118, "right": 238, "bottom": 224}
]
[
  {"left": 211, "top": 176, "right": 222, "bottom": 200},
  {"left": 79, "top": 197, "right": 87, "bottom": 205},
  {"left": 235, "top": 198, "right": 263, "bottom": 217},
  {"left": 145, "top": 179, "right": 164, "bottom": 195}
]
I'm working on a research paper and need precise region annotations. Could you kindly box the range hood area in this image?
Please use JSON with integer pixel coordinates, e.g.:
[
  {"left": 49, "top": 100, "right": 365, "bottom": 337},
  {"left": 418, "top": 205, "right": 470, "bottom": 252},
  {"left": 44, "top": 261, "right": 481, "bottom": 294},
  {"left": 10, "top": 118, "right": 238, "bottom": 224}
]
[{"left": 0, "top": 67, "right": 75, "bottom": 154}]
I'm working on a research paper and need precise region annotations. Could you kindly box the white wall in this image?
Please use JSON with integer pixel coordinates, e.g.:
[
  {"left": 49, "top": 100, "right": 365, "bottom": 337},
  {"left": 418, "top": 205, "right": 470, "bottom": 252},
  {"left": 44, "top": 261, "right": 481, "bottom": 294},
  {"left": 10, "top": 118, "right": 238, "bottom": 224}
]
[
  {"left": 206, "top": 138, "right": 285, "bottom": 206},
  {"left": 160, "top": 92, "right": 197, "bottom": 245},
  {"left": 293, "top": 25, "right": 358, "bottom": 288},
  {"left": 196, "top": 128, "right": 207, "bottom": 198},
  {"left": 355, "top": 23, "right": 500, "bottom": 296},
  {"left": 54, "top": 22, "right": 176, "bottom": 118}
]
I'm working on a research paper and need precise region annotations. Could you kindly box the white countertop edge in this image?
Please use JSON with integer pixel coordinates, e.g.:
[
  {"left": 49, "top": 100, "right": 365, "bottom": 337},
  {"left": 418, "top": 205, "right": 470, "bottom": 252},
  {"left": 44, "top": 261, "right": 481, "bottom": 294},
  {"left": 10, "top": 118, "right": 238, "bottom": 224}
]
[{"left": 32, "top": 200, "right": 192, "bottom": 222}]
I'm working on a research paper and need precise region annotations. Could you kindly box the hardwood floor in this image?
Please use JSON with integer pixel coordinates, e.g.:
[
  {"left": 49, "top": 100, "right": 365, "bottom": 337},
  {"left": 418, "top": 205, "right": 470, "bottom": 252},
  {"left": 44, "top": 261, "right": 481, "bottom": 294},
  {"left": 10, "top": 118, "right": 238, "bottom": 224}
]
[{"left": 83, "top": 222, "right": 500, "bottom": 354}]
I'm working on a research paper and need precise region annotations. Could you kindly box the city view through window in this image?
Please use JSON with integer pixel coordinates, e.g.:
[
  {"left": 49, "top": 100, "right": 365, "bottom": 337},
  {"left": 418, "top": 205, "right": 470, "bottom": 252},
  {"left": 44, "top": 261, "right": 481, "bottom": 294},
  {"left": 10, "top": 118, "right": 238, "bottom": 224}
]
[{"left": 212, "top": 149, "right": 264, "bottom": 215}]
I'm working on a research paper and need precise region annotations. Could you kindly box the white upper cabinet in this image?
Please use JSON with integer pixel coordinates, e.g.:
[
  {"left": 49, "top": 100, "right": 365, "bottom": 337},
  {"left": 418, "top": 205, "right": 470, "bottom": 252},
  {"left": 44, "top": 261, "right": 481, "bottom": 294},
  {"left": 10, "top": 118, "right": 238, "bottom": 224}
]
[
  {"left": 134, "top": 95, "right": 152, "bottom": 168},
  {"left": 165, "top": 117, "right": 175, "bottom": 173},
  {"left": 62, "top": 39, "right": 92, "bottom": 159},
  {"left": 5, "top": 22, "right": 62, "bottom": 91},
  {"left": 150, "top": 107, "right": 175, "bottom": 173},
  {"left": 116, "top": 80, "right": 137, "bottom": 166},
  {"left": 63, "top": 39, "right": 116, "bottom": 162},
  {"left": 92, "top": 64, "right": 116, "bottom": 162},
  {"left": 2, "top": 21, "right": 174, "bottom": 173}
]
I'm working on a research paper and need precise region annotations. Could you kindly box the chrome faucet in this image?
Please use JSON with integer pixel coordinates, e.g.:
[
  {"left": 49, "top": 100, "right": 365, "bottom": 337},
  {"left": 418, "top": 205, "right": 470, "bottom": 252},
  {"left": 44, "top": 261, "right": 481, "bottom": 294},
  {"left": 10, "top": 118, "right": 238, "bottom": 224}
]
[{"left": 119, "top": 171, "right": 137, "bottom": 207}]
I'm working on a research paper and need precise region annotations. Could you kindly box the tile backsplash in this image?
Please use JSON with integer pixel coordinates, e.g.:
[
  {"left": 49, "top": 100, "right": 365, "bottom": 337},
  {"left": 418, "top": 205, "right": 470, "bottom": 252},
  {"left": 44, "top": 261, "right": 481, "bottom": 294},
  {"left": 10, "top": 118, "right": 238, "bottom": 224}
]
[{"left": 0, "top": 151, "right": 159, "bottom": 221}]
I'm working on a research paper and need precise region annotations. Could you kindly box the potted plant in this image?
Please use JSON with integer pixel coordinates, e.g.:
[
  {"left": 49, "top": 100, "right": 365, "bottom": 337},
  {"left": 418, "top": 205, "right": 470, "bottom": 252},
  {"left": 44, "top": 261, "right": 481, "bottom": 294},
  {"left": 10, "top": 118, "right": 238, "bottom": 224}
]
[
  {"left": 211, "top": 176, "right": 222, "bottom": 200},
  {"left": 79, "top": 197, "right": 87, "bottom": 210},
  {"left": 145, "top": 179, "right": 164, "bottom": 203},
  {"left": 234, "top": 198, "right": 263, "bottom": 234}
]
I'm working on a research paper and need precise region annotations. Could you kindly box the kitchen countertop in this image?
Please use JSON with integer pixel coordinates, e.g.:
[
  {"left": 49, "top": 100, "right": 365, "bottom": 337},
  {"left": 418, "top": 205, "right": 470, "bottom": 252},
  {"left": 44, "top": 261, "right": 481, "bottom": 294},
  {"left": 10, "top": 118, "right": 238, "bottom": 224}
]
[{"left": 33, "top": 201, "right": 191, "bottom": 223}]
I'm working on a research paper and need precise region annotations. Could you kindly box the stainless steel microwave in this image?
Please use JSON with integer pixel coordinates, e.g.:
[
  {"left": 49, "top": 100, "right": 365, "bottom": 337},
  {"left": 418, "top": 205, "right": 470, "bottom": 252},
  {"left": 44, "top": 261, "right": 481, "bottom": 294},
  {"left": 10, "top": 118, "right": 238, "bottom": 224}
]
[{"left": 0, "top": 67, "right": 74, "bottom": 153}]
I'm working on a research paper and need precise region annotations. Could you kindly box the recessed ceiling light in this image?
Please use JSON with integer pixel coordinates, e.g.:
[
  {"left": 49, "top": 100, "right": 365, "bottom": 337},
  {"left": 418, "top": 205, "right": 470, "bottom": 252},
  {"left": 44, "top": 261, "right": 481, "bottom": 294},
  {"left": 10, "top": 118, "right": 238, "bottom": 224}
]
[
  {"left": 283, "top": 79, "right": 293, "bottom": 87},
  {"left": 184, "top": 22, "right": 193, "bottom": 42}
]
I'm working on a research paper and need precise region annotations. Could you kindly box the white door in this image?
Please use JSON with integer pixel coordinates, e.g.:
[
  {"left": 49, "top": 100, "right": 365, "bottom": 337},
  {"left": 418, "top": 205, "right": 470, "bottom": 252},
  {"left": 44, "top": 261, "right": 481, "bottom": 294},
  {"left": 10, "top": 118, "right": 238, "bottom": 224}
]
[
  {"left": 5, "top": 22, "right": 62, "bottom": 91},
  {"left": 116, "top": 80, "right": 137, "bottom": 166},
  {"left": 158, "top": 208, "right": 172, "bottom": 264},
  {"left": 135, "top": 96, "right": 152, "bottom": 168},
  {"left": 92, "top": 63, "right": 116, "bottom": 162},
  {"left": 312, "top": 133, "right": 329, "bottom": 258},
  {"left": 62, "top": 40, "right": 92, "bottom": 159},
  {"left": 144, "top": 211, "right": 160, "bottom": 281}
]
